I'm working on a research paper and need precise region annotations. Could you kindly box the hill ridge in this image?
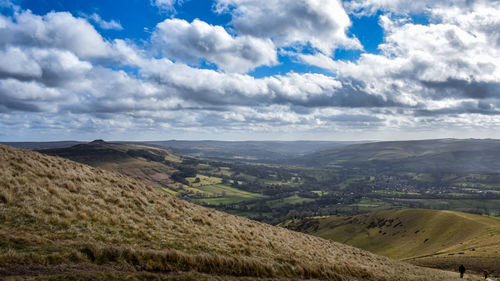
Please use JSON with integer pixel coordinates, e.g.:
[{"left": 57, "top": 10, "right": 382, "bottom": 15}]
[{"left": 298, "top": 139, "right": 500, "bottom": 173}]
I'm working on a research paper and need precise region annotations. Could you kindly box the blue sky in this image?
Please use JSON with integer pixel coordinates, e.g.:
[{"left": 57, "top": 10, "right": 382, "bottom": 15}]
[{"left": 0, "top": 0, "right": 499, "bottom": 141}]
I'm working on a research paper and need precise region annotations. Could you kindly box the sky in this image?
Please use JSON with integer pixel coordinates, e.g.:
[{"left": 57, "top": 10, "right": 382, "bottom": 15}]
[{"left": 0, "top": 0, "right": 499, "bottom": 141}]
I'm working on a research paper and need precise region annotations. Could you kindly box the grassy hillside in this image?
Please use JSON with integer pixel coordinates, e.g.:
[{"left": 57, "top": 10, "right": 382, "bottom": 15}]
[
  {"left": 38, "top": 141, "right": 268, "bottom": 207},
  {"left": 0, "top": 144, "right": 467, "bottom": 280},
  {"left": 300, "top": 138, "right": 500, "bottom": 173},
  {"left": 39, "top": 140, "right": 183, "bottom": 190},
  {"left": 287, "top": 209, "right": 500, "bottom": 273}
]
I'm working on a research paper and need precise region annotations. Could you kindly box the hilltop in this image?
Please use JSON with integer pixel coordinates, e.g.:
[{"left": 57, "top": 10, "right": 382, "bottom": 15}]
[
  {"left": 0, "top": 144, "right": 467, "bottom": 280},
  {"left": 37, "top": 140, "right": 270, "bottom": 208},
  {"left": 0, "top": 141, "right": 83, "bottom": 150},
  {"left": 287, "top": 209, "right": 500, "bottom": 274},
  {"left": 39, "top": 140, "right": 184, "bottom": 189}
]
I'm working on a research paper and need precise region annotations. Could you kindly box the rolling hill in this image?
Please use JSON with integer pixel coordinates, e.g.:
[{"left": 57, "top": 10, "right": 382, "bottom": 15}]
[
  {"left": 0, "top": 141, "right": 83, "bottom": 150},
  {"left": 287, "top": 209, "right": 500, "bottom": 274},
  {"left": 0, "top": 144, "right": 468, "bottom": 280},
  {"left": 38, "top": 140, "right": 184, "bottom": 189},
  {"left": 299, "top": 138, "right": 500, "bottom": 173}
]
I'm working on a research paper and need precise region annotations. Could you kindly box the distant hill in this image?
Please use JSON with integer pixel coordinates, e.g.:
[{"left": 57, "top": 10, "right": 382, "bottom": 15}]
[
  {"left": 287, "top": 209, "right": 500, "bottom": 273},
  {"left": 4, "top": 140, "right": 368, "bottom": 163},
  {"left": 298, "top": 138, "right": 500, "bottom": 173},
  {"left": 38, "top": 140, "right": 184, "bottom": 188},
  {"left": 138, "top": 140, "right": 366, "bottom": 163},
  {"left": 0, "top": 141, "right": 83, "bottom": 150},
  {"left": 0, "top": 144, "right": 463, "bottom": 280}
]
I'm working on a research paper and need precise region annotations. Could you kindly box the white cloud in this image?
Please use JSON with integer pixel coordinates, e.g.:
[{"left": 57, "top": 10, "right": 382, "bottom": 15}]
[
  {"left": 0, "top": 78, "right": 68, "bottom": 112},
  {"left": 1, "top": 3, "right": 500, "bottom": 140},
  {"left": 150, "top": 0, "right": 182, "bottom": 12},
  {"left": 215, "top": 0, "right": 361, "bottom": 55},
  {"left": 0, "top": 47, "right": 42, "bottom": 79},
  {"left": 133, "top": 53, "right": 394, "bottom": 109},
  {"left": 300, "top": 1, "right": 500, "bottom": 108},
  {"left": 152, "top": 18, "right": 277, "bottom": 73},
  {"left": 344, "top": 0, "right": 471, "bottom": 15},
  {"left": 0, "top": 10, "right": 111, "bottom": 58},
  {"left": 88, "top": 13, "right": 123, "bottom": 30},
  {"left": 0, "top": 46, "right": 93, "bottom": 86}
]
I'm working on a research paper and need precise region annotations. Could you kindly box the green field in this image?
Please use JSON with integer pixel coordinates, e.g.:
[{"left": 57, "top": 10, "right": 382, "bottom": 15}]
[
  {"left": 194, "top": 184, "right": 266, "bottom": 205},
  {"left": 186, "top": 174, "right": 222, "bottom": 187},
  {"left": 266, "top": 194, "right": 315, "bottom": 208}
]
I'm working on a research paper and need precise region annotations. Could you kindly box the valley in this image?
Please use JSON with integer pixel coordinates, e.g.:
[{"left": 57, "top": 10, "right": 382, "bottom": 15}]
[
  {"left": 7, "top": 139, "right": 500, "bottom": 224},
  {"left": 4, "top": 139, "right": 500, "bottom": 277},
  {"left": 0, "top": 144, "right": 466, "bottom": 280}
]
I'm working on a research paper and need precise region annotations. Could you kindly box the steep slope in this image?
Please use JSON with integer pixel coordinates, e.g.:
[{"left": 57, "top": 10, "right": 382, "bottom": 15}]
[
  {"left": 287, "top": 209, "right": 500, "bottom": 273},
  {"left": 299, "top": 138, "right": 500, "bottom": 173},
  {"left": 0, "top": 144, "right": 465, "bottom": 280},
  {"left": 39, "top": 140, "right": 183, "bottom": 189}
]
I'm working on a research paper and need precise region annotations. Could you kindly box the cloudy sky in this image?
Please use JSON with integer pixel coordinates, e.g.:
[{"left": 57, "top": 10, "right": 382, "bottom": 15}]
[{"left": 0, "top": 0, "right": 499, "bottom": 141}]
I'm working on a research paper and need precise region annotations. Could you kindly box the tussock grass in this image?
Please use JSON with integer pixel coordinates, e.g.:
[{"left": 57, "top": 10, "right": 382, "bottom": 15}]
[{"left": 0, "top": 145, "right": 468, "bottom": 280}]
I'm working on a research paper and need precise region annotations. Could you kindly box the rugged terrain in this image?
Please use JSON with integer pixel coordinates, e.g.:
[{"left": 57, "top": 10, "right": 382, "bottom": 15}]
[{"left": 0, "top": 144, "right": 470, "bottom": 280}]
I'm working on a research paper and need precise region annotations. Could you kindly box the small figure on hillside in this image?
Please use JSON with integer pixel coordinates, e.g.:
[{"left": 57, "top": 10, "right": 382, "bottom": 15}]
[
  {"left": 483, "top": 270, "right": 488, "bottom": 279},
  {"left": 459, "top": 264, "right": 466, "bottom": 278}
]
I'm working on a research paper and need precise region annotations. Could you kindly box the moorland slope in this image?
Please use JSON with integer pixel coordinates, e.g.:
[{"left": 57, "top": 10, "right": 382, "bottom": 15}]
[
  {"left": 287, "top": 209, "right": 500, "bottom": 273},
  {"left": 0, "top": 144, "right": 468, "bottom": 280},
  {"left": 39, "top": 140, "right": 183, "bottom": 189}
]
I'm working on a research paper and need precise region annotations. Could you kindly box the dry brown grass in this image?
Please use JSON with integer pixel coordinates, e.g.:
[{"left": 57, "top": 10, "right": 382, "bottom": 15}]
[{"left": 0, "top": 144, "right": 473, "bottom": 280}]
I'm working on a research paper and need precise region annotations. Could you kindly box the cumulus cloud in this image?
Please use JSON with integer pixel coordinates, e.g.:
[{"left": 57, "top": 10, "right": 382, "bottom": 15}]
[
  {"left": 150, "top": 0, "right": 183, "bottom": 12},
  {"left": 299, "top": 1, "right": 500, "bottom": 117},
  {"left": 0, "top": 79, "right": 67, "bottom": 112},
  {"left": 130, "top": 53, "right": 399, "bottom": 109},
  {"left": 0, "top": 46, "right": 92, "bottom": 86},
  {"left": 1, "top": 2, "right": 500, "bottom": 140},
  {"left": 344, "top": 0, "right": 472, "bottom": 15},
  {"left": 0, "top": 47, "right": 42, "bottom": 79},
  {"left": 152, "top": 19, "right": 277, "bottom": 72},
  {"left": 215, "top": 0, "right": 361, "bottom": 55},
  {"left": 87, "top": 13, "right": 123, "bottom": 30},
  {"left": 0, "top": 10, "right": 111, "bottom": 58}
]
